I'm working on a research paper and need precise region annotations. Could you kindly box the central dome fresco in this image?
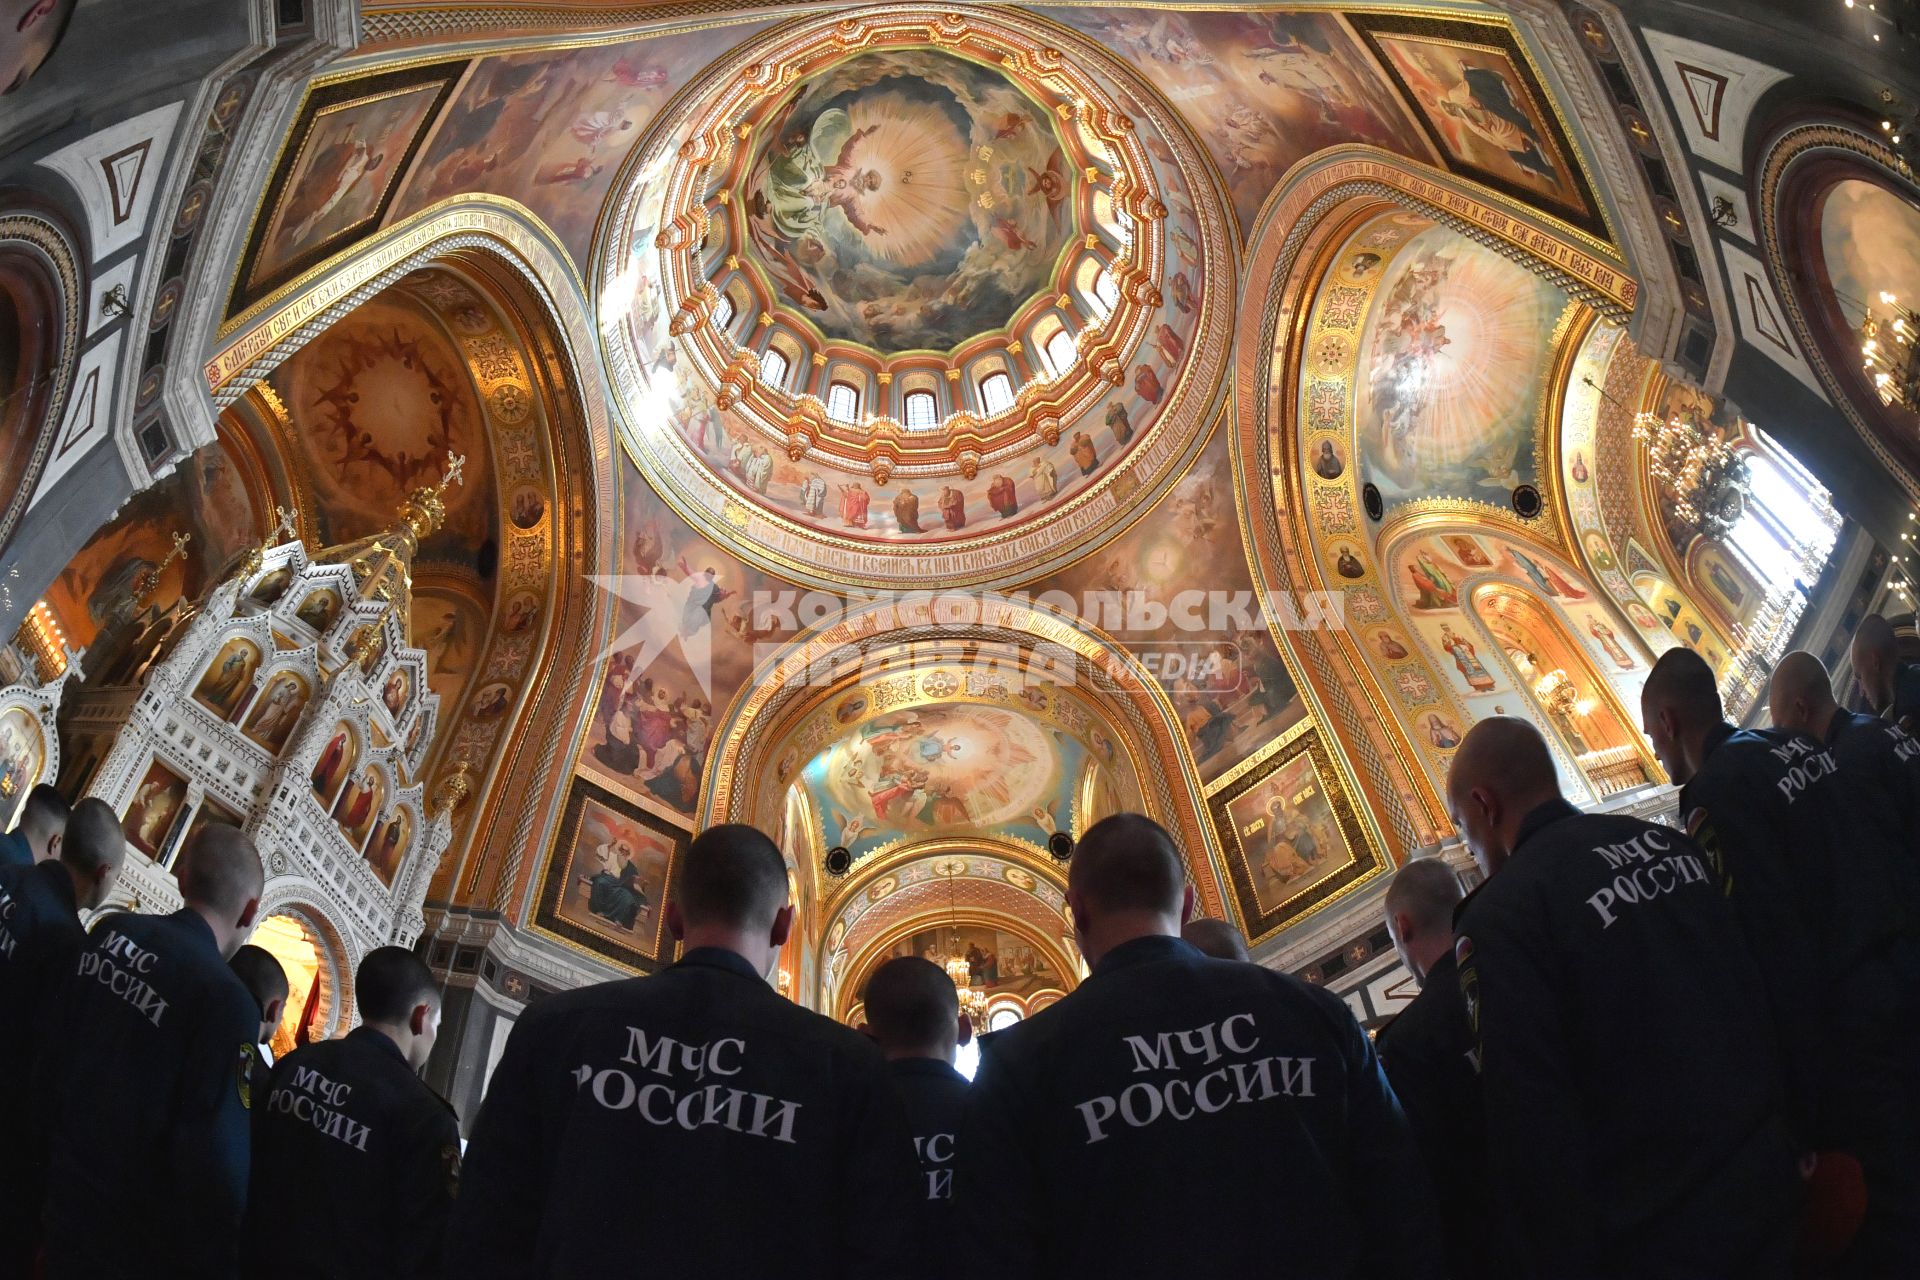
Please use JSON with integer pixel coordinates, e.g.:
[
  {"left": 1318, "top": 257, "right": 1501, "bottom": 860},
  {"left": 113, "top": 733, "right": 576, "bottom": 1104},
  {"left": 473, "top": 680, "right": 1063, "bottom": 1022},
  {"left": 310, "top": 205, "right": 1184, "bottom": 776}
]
[
  {"left": 738, "top": 49, "right": 1078, "bottom": 354},
  {"left": 599, "top": 7, "right": 1234, "bottom": 589}
]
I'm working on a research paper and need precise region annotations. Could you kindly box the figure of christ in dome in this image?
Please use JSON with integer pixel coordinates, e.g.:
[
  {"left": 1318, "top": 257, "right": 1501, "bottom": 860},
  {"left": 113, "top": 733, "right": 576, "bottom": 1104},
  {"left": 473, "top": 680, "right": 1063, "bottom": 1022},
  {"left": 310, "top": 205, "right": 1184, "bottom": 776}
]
[
  {"left": 839, "top": 482, "right": 870, "bottom": 528},
  {"left": 939, "top": 486, "right": 966, "bottom": 532},
  {"left": 988, "top": 474, "right": 1018, "bottom": 518},
  {"left": 1439, "top": 623, "right": 1496, "bottom": 692},
  {"left": 1590, "top": 617, "right": 1634, "bottom": 669},
  {"left": 892, "top": 489, "right": 923, "bottom": 534}
]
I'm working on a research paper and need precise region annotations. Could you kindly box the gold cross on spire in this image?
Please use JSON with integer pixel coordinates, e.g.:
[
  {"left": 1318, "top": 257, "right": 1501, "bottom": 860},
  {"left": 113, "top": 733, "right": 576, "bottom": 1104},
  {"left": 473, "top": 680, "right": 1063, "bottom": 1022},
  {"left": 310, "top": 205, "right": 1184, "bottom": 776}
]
[{"left": 437, "top": 451, "right": 467, "bottom": 497}]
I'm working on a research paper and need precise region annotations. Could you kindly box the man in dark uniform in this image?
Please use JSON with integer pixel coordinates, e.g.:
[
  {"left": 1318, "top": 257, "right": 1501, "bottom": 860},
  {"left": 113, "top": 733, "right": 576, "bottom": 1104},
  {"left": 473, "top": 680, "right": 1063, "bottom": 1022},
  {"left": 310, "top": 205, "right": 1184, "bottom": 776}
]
[
  {"left": 1377, "top": 856, "right": 1508, "bottom": 1279},
  {"left": 1644, "top": 648, "right": 1914, "bottom": 1271},
  {"left": 957, "top": 813, "right": 1441, "bottom": 1280},
  {"left": 39, "top": 821, "right": 264, "bottom": 1280},
  {"left": 1448, "top": 718, "right": 1797, "bottom": 1279},
  {"left": 1771, "top": 649, "right": 1920, "bottom": 917},
  {"left": 246, "top": 946, "right": 460, "bottom": 1279},
  {"left": 0, "top": 798, "right": 123, "bottom": 1274},
  {"left": 1850, "top": 613, "right": 1920, "bottom": 728},
  {"left": 1180, "top": 915, "right": 1250, "bottom": 961},
  {"left": 0, "top": 783, "right": 69, "bottom": 868},
  {"left": 231, "top": 943, "right": 288, "bottom": 1100},
  {"left": 447, "top": 824, "right": 918, "bottom": 1278},
  {"left": 864, "top": 955, "right": 970, "bottom": 1262}
]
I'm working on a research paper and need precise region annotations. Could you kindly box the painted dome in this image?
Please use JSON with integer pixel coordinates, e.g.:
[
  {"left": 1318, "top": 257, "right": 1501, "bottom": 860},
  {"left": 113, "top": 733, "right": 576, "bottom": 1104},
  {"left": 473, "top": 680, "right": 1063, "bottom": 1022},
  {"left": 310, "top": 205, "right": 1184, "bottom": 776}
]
[{"left": 598, "top": 6, "right": 1232, "bottom": 589}]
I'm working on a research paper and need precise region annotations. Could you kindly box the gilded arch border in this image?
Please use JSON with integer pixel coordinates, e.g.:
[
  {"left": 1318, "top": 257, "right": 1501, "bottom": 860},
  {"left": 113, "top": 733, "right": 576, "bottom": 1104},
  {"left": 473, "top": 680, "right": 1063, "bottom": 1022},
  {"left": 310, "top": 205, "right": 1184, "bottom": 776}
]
[{"left": 1232, "top": 148, "right": 1637, "bottom": 848}]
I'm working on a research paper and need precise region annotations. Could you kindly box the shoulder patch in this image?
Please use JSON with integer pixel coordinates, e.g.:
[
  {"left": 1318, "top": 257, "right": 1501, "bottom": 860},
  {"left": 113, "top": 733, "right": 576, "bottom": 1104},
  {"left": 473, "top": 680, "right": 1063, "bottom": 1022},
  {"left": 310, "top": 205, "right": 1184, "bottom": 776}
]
[
  {"left": 237, "top": 1043, "right": 257, "bottom": 1110},
  {"left": 1453, "top": 934, "right": 1472, "bottom": 966},
  {"left": 1683, "top": 807, "right": 1706, "bottom": 837}
]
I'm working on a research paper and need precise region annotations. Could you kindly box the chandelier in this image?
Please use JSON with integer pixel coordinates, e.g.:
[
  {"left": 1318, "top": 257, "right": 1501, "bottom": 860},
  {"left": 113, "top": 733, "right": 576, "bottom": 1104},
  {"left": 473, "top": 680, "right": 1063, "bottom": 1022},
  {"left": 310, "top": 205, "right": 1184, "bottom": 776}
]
[
  {"left": 943, "top": 874, "right": 989, "bottom": 1031},
  {"left": 1630, "top": 407, "right": 1750, "bottom": 539},
  {"left": 1532, "top": 668, "right": 1594, "bottom": 719},
  {"left": 1860, "top": 291, "right": 1920, "bottom": 412}
]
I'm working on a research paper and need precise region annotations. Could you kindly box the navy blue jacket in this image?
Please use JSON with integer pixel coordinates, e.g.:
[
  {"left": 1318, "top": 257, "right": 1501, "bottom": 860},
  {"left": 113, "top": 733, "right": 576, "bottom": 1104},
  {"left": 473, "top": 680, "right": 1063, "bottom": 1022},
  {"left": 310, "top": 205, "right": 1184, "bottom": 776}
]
[
  {"left": 1679, "top": 722, "right": 1905, "bottom": 1141},
  {"left": 888, "top": 1056, "right": 969, "bottom": 1263},
  {"left": 1456, "top": 800, "right": 1795, "bottom": 1279},
  {"left": 446, "top": 946, "right": 919, "bottom": 1278},
  {"left": 0, "top": 829, "right": 34, "bottom": 868},
  {"left": 41, "top": 908, "right": 260, "bottom": 1280},
  {"left": 246, "top": 1026, "right": 461, "bottom": 1279},
  {"left": 1825, "top": 708, "right": 1920, "bottom": 923},
  {"left": 956, "top": 934, "right": 1442, "bottom": 1280},
  {"left": 1377, "top": 948, "right": 1513, "bottom": 1279}
]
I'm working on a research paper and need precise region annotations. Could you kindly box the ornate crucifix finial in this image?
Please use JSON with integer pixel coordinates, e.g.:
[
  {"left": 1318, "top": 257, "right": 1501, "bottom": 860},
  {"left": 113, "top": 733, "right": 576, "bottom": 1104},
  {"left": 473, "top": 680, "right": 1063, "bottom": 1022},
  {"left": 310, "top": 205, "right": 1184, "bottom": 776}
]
[
  {"left": 135, "top": 531, "right": 192, "bottom": 602},
  {"left": 438, "top": 451, "right": 467, "bottom": 496}
]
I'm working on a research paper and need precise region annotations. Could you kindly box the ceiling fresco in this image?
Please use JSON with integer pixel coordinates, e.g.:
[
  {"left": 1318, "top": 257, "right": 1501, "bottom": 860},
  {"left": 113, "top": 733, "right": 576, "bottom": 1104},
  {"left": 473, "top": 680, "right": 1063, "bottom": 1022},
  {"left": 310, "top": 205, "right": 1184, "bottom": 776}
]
[
  {"left": 1042, "top": 8, "right": 1428, "bottom": 233},
  {"left": 1816, "top": 179, "right": 1920, "bottom": 338},
  {"left": 732, "top": 47, "right": 1078, "bottom": 353},
  {"left": 1348, "top": 214, "right": 1573, "bottom": 517},
  {"left": 175, "top": 1, "right": 1782, "bottom": 990}
]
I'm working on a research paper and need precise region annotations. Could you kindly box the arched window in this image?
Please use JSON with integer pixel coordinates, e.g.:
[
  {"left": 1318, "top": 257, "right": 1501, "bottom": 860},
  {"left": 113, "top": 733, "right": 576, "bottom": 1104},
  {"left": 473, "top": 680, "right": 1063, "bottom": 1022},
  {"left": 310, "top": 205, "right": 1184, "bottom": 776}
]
[
  {"left": 826, "top": 380, "right": 860, "bottom": 423},
  {"left": 714, "top": 292, "right": 735, "bottom": 331},
  {"left": 1093, "top": 269, "right": 1120, "bottom": 316},
  {"left": 979, "top": 371, "right": 1015, "bottom": 415},
  {"left": 904, "top": 389, "right": 939, "bottom": 429},
  {"left": 1044, "top": 329, "right": 1078, "bottom": 378},
  {"left": 759, "top": 347, "right": 790, "bottom": 389},
  {"left": 1728, "top": 429, "right": 1838, "bottom": 605}
]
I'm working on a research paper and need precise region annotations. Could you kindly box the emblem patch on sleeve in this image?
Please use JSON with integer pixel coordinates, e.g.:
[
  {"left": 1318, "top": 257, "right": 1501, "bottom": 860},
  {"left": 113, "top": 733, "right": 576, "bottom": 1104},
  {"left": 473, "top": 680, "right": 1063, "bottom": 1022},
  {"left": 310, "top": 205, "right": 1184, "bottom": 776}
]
[
  {"left": 1683, "top": 807, "right": 1706, "bottom": 837},
  {"left": 238, "top": 1044, "right": 257, "bottom": 1110}
]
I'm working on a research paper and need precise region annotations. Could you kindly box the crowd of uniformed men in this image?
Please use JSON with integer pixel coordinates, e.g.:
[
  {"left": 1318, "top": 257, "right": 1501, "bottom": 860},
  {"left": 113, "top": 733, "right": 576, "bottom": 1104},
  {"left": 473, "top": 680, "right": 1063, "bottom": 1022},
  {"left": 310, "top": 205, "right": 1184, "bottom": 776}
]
[{"left": 2, "top": 618, "right": 1919, "bottom": 1278}]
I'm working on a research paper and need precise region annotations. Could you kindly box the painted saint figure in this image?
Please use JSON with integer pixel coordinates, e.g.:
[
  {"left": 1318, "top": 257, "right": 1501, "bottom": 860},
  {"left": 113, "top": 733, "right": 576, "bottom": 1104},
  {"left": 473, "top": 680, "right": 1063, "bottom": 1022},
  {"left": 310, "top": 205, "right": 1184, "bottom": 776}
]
[
  {"left": 987, "top": 474, "right": 1018, "bottom": 519},
  {"left": 1029, "top": 456, "right": 1058, "bottom": 500},
  {"left": 893, "top": 489, "right": 922, "bottom": 534},
  {"left": 1589, "top": 616, "right": 1635, "bottom": 669},
  {"left": 1439, "top": 623, "right": 1496, "bottom": 692},
  {"left": 839, "top": 482, "right": 870, "bottom": 528},
  {"left": 938, "top": 486, "right": 966, "bottom": 532}
]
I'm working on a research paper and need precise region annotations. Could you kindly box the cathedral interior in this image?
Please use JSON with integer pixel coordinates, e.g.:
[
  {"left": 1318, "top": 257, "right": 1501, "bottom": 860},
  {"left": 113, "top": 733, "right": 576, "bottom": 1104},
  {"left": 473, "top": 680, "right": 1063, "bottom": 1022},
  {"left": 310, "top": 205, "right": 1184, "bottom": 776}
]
[{"left": 2, "top": 0, "right": 1919, "bottom": 1114}]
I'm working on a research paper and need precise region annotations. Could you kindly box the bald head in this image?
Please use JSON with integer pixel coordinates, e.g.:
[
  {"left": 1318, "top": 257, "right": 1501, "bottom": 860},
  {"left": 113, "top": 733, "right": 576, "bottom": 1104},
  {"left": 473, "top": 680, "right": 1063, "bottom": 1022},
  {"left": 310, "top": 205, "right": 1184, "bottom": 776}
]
[
  {"left": 176, "top": 822, "right": 264, "bottom": 958},
  {"left": 1383, "top": 857, "right": 1464, "bottom": 982},
  {"left": 1851, "top": 614, "right": 1901, "bottom": 713},
  {"left": 1181, "top": 917, "right": 1250, "bottom": 962},
  {"left": 863, "top": 955, "right": 962, "bottom": 1060},
  {"left": 665, "top": 823, "right": 794, "bottom": 975},
  {"left": 1068, "top": 813, "right": 1194, "bottom": 966},
  {"left": 1641, "top": 648, "right": 1724, "bottom": 784},
  {"left": 17, "top": 783, "right": 69, "bottom": 858},
  {"left": 1445, "top": 717, "right": 1562, "bottom": 879},
  {"left": 1768, "top": 650, "right": 1838, "bottom": 737},
  {"left": 61, "top": 798, "right": 126, "bottom": 911}
]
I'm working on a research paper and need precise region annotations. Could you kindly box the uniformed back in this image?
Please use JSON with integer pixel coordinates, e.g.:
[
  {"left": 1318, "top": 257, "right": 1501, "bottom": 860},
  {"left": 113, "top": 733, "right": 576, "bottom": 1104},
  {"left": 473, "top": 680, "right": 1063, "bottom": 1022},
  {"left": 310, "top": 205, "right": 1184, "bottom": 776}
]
[
  {"left": 887, "top": 1056, "right": 969, "bottom": 1261},
  {"left": 0, "top": 859, "right": 83, "bottom": 1094},
  {"left": 958, "top": 935, "right": 1440, "bottom": 1280},
  {"left": 41, "top": 909, "right": 260, "bottom": 1279},
  {"left": 1826, "top": 710, "right": 1920, "bottom": 916},
  {"left": 1455, "top": 803, "right": 1792, "bottom": 1272},
  {"left": 246, "top": 1026, "right": 461, "bottom": 1279},
  {"left": 448, "top": 947, "right": 918, "bottom": 1279}
]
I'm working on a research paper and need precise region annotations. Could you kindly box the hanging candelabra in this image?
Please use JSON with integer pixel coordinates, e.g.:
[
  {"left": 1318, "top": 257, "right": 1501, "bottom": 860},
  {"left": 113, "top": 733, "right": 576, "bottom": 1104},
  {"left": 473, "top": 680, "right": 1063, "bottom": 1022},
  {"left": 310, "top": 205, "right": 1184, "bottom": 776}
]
[
  {"left": 943, "top": 871, "right": 989, "bottom": 1032},
  {"left": 1861, "top": 291, "right": 1920, "bottom": 412},
  {"left": 1629, "top": 408, "right": 1750, "bottom": 539}
]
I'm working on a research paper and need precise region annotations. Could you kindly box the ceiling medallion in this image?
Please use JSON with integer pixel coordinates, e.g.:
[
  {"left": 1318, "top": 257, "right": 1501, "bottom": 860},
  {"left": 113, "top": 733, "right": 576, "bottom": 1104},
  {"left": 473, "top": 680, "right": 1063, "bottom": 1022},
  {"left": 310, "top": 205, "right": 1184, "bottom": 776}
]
[{"left": 599, "top": 6, "right": 1232, "bottom": 589}]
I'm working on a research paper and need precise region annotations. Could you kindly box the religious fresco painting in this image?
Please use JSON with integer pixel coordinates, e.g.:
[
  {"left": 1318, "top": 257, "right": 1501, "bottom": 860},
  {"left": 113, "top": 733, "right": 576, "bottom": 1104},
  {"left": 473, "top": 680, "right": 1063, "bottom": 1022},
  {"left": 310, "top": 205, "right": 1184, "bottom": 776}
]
[
  {"left": 1046, "top": 8, "right": 1427, "bottom": 232},
  {"left": 309, "top": 723, "right": 359, "bottom": 806},
  {"left": 241, "top": 670, "right": 311, "bottom": 753},
  {"left": 579, "top": 461, "right": 799, "bottom": 822},
  {"left": 267, "top": 291, "right": 494, "bottom": 551},
  {"left": 122, "top": 758, "right": 189, "bottom": 862},
  {"left": 1046, "top": 430, "right": 1303, "bottom": 781},
  {"left": 799, "top": 702, "right": 1081, "bottom": 860},
  {"left": 395, "top": 25, "right": 768, "bottom": 264},
  {"left": 235, "top": 63, "right": 462, "bottom": 310},
  {"left": 879, "top": 925, "right": 1058, "bottom": 999},
  {"left": 1353, "top": 219, "right": 1567, "bottom": 512},
  {"left": 536, "top": 779, "right": 686, "bottom": 972},
  {"left": 1210, "top": 729, "right": 1380, "bottom": 941},
  {"left": 738, "top": 48, "right": 1077, "bottom": 352},
  {"left": 193, "top": 637, "right": 264, "bottom": 720},
  {"left": 181, "top": 797, "right": 244, "bottom": 853},
  {"left": 1350, "top": 14, "right": 1601, "bottom": 236},
  {"left": 0, "top": 707, "right": 46, "bottom": 832},
  {"left": 367, "top": 808, "right": 412, "bottom": 886},
  {"left": 42, "top": 441, "right": 257, "bottom": 654}
]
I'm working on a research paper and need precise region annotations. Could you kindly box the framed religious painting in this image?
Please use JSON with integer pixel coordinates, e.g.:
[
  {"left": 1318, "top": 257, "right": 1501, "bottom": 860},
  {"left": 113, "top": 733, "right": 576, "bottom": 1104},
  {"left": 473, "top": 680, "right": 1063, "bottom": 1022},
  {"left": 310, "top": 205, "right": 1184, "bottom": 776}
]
[
  {"left": 231, "top": 61, "right": 464, "bottom": 313},
  {"left": 1207, "top": 725, "right": 1384, "bottom": 942},
  {"left": 1349, "top": 13, "right": 1605, "bottom": 240},
  {"left": 533, "top": 777, "right": 687, "bottom": 972}
]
